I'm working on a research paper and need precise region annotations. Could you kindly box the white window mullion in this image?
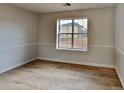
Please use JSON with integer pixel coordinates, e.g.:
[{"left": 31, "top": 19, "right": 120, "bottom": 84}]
[{"left": 72, "top": 19, "right": 74, "bottom": 48}]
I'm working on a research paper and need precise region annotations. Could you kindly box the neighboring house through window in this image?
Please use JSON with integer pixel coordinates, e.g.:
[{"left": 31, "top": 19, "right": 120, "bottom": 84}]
[{"left": 56, "top": 17, "right": 88, "bottom": 51}]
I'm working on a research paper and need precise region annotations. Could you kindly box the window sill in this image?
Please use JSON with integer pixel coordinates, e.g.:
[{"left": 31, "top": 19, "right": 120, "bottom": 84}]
[{"left": 56, "top": 48, "right": 88, "bottom": 52}]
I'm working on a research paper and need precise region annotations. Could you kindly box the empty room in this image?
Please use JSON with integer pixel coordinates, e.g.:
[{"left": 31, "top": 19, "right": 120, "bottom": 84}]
[{"left": 0, "top": 2, "right": 124, "bottom": 90}]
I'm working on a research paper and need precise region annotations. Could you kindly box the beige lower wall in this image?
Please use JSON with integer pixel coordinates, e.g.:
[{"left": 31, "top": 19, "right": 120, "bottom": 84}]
[
  {"left": 0, "top": 4, "right": 39, "bottom": 73},
  {"left": 115, "top": 47, "right": 124, "bottom": 87},
  {"left": 38, "top": 43, "right": 114, "bottom": 67},
  {"left": 38, "top": 7, "right": 115, "bottom": 67},
  {"left": 0, "top": 44, "right": 38, "bottom": 73}
]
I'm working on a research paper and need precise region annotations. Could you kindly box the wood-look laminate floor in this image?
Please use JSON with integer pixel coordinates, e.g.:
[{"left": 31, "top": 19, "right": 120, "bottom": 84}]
[{"left": 0, "top": 59, "right": 123, "bottom": 90}]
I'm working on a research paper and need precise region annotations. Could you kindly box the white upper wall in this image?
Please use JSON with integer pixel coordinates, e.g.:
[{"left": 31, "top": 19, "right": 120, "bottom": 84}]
[
  {"left": 0, "top": 4, "right": 39, "bottom": 48},
  {"left": 115, "top": 4, "right": 124, "bottom": 50},
  {"left": 39, "top": 7, "right": 115, "bottom": 45}
]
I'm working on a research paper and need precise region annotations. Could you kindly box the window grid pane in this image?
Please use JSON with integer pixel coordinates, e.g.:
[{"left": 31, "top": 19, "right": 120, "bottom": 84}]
[
  {"left": 73, "top": 33, "right": 87, "bottom": 49},
  {"left": 60, "top": 20, "right": 72, "bottom": 33},
  {"left": 57, "top": 18, "right": 88, "bottom": 50},
  {"left": 58, "top": 33, "right": 72, "bottom": 48}
]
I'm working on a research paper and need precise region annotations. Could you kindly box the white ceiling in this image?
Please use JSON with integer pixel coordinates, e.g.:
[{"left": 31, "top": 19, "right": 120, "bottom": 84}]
[{"left": 13, "top": 3, "right": 116, "bottom": 13}]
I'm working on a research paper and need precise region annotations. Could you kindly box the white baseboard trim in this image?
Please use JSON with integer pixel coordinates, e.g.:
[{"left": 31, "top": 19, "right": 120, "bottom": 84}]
[
  {"left": 115, "top": 67, "right": 124, "bottom": 88},
  {"left": 0, "top": 57, "right": 37, "bottom": 74},
  {"left": 38, "top": 57, "right": 115, "bottom": 68}
]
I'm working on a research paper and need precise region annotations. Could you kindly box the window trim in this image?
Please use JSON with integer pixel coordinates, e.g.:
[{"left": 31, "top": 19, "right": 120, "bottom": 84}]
[{"left": 56, "top": 17, "right": 88, "bottom": 52}]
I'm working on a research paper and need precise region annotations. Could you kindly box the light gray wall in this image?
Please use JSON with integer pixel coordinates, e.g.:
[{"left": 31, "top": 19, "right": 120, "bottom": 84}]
[
  {"left": 115, "top": 4, "right": 124, "bottom": 87},
  {"left": 0, "top": 4, "right": 39, "bottom": 72},
  {"left": 38, "top": 7, "right": 115, "bottom": 67}
]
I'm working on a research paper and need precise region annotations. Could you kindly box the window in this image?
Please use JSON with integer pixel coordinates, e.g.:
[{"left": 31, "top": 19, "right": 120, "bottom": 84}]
[{"left": 56, "top": 17, "right": 88, "bottom": 51}]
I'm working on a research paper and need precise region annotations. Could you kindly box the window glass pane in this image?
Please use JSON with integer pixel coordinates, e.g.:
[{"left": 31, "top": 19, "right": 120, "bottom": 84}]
[
  {"left": 73, "top": 34, "right": 83, "bottom": 48},
  {"left": 59, "top": 34, "right": 72, "bottom": 48},
  {"left": 73, "top": 34, "right": 87, "bottom": 49},
  {"left": 60, "top": 20, "right": 72, "bottom": 33},
  {"left": 82, "top": 34, "right": 88, "bottom": 49},
  {"left": 74, "top": 19, "right": 87, "bottom": 33}
]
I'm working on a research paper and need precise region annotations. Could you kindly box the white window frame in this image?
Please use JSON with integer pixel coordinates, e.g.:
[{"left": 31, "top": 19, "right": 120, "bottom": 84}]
[{"left": 56, "top": 17, "right": 88, "bottom": 52}]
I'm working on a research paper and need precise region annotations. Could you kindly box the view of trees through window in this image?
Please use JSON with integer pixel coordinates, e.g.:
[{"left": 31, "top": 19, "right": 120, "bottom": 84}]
[{"left": 56, "top": 18, "right": 88, "bottom": 50}]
